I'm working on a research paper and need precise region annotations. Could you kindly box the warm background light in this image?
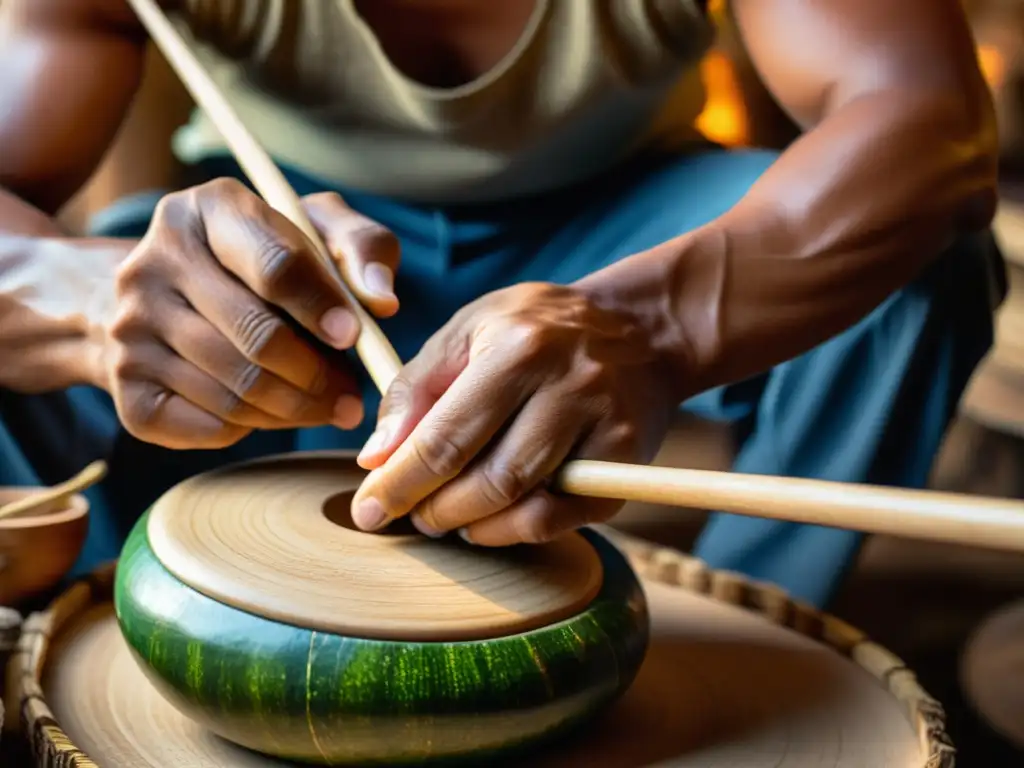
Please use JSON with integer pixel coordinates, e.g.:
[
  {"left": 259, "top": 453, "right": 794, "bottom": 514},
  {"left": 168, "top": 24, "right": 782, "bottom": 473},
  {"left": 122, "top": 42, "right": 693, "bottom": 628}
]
[
  {"left": 978, "top": 44, "right": 1007, "bottom": 89},
  {"left": 695, "top": 51, "right": 749, "bottom": 147}
]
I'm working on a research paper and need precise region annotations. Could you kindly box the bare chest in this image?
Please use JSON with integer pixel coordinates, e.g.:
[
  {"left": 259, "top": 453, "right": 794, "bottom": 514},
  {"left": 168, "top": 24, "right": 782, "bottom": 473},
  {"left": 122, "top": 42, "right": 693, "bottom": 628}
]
[{"left": 349, "top": 0, "right": 539, "bottom": 88}]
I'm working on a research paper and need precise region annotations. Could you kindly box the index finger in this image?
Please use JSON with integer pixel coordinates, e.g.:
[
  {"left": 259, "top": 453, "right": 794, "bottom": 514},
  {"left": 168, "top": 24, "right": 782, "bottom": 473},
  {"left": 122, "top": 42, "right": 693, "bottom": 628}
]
[
  {"left": 351, "top": 353, "right": 532, "bottom": 531},
  {"left": 195, "top": 179, "right": 362, "bottom": 351}
]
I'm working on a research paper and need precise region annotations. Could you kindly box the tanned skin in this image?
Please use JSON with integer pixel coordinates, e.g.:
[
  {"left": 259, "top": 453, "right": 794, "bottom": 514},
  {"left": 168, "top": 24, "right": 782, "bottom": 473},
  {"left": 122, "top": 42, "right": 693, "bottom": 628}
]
[{"left": 0, "top": 0, "right": 998, "bottom": 545}]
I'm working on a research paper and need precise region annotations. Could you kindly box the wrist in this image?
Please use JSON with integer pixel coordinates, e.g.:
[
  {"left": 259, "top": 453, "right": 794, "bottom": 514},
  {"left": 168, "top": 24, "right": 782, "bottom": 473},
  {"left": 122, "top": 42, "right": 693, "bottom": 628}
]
[{"left": 573, "top": 238, "right": 708, "bottom": 402}]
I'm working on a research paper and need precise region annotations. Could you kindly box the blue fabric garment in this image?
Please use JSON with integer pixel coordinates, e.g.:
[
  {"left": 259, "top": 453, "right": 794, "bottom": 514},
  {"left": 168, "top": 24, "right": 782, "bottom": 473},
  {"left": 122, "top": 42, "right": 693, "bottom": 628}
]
[{"left": 0, "top": 147, "right": 1000, "bottom": 607}]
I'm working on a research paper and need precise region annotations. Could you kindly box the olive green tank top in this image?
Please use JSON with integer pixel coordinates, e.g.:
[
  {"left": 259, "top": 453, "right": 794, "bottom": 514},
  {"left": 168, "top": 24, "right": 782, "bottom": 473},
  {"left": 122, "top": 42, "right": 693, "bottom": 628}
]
[{"left": 170, "top": 0, "right": 715, "bottom": 203}]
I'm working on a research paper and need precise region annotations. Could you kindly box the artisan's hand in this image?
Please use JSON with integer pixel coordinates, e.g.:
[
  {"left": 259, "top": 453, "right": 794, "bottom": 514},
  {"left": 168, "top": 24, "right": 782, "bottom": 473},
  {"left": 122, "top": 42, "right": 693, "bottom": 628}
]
[
  {"left": 351, "top": 282, "right": 679, "bottom": 546},
  {"left": 105, "top": 180, "right": 400, "bottom": 449}
]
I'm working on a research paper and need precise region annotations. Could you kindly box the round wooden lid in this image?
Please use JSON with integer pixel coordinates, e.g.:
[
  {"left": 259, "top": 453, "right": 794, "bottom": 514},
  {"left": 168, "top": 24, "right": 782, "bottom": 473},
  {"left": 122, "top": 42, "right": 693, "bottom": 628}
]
[{"left": 146, "top": 453, "right": 604, "bottom": 642}]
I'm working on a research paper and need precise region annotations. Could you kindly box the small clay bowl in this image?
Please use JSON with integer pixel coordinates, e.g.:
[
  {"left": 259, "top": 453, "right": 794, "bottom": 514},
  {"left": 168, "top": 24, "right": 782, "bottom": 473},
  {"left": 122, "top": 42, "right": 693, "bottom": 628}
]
[{"left": 0, "top": 489, "right": 89, "bottom": 607}]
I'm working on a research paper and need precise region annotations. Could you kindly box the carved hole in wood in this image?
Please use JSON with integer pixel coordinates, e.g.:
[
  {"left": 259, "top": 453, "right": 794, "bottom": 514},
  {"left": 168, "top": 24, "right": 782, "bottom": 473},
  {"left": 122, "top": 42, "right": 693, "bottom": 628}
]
[{"left": 321, "top": 490, "right": 418, "bottom": 537}]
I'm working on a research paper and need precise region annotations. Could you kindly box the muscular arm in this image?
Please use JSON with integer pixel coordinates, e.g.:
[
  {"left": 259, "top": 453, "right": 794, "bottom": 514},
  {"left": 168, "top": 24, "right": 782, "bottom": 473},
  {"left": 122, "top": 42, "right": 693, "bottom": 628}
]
[
  {"left": 583, "top": 0, "right": 998, "bottom": 397},
  {"left": 0, "top": 0, "right": 152, "bottom": 392}
]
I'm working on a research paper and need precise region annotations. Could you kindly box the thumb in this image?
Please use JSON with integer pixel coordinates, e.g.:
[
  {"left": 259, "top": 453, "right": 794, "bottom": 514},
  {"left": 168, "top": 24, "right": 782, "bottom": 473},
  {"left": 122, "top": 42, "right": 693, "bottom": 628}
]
[
  {"left": 356, "top": 330, "right": 470, "bottom": 470},
  {"left": 302, "top": 192, "right": 401, "bottom": 318}
]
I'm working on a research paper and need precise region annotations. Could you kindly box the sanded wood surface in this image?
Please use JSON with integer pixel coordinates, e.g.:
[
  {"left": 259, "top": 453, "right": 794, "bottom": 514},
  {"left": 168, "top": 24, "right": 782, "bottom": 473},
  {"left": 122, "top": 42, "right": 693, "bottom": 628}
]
[
  {"left": 147, "top": 453, "right": 603, "bottom": 641},
  {"left": 14, "top": 534, "right": 952, "bottom": 768}
]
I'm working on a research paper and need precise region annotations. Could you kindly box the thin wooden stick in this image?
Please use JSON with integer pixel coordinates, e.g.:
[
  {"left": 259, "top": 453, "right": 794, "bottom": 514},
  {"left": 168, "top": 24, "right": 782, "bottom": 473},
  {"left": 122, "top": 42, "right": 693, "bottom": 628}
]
[
  {"left": 125, "top": 0, "right": 403, "bottom": 394},
  {"left": 0, "top": 461, "right": 107, "bottom": 522},
  {"left": 556, "top": 460, "right": 1024, "bottom": 553},
  {"left": 129, "top": 0, "right": 1024, "bottom": 553}
]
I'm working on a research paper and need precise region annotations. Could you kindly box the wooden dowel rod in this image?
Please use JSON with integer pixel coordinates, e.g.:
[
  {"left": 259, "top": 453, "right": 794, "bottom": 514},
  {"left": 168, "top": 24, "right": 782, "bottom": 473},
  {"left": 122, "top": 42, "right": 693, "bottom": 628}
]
[
  {"left": 129, "top": 0, "right": 1024, "bottom": 553},
  {"left": 556, "top": 460, "right": 1024, "bottom": 553},
  {"left": 126, "top": 0, "right": 403, "bottom": 394}
]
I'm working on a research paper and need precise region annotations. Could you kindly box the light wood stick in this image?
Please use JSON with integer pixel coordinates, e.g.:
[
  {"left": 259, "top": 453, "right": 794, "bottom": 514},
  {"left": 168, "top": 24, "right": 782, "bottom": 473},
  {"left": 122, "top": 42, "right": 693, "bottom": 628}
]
[
  {"left": 0, "top": 461, "right": 107, "bottom": 522},
  {"left": 556, "top": 460, "right": 1024, "bottom": 553},
  {"left": 129, "top": 0, "right": 1024, "bottom": 553},
  {"left": 125, "top": 0, "right": 403, "bottom": 394}
]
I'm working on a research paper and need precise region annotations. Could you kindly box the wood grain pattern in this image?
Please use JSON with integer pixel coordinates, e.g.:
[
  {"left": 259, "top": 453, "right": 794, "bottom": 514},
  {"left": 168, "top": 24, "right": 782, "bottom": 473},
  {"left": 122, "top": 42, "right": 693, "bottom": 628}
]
[{"left": 145, "top": 453, "right": 604, "bottom": 641}]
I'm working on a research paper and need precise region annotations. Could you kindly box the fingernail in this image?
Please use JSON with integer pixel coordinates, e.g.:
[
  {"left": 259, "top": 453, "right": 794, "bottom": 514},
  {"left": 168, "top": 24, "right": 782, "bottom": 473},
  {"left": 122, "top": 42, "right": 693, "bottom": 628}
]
[
  {"left": 320, "top": 307, "right": 359, "bottom": 349},
  {"left": 411, "top": 513, "right": 444, "bottom": 539},
  {"left": 363, "top": 262, "right": 395, "bottom": 298},
  {"left": 357, "top": 416, "right": 397, "bottom": 462},
  {"left": 333, "top": 395, "right": 364, "bottom": 429},
  {"left": 458, "top": 528, "right": 474, "bottom": 544},
  {"left": 353, "top": 498, "right": 388, "bottom": 531}
]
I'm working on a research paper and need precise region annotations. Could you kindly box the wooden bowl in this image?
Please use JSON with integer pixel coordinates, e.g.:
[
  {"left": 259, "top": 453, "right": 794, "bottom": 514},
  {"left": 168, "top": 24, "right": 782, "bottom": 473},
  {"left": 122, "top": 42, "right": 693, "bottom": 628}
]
[
  {"left": 113, "top": 453, "right": 649, "bottom": 765},
  {"left": 0, "top": 489, "right": 89, "bottom": 607}
]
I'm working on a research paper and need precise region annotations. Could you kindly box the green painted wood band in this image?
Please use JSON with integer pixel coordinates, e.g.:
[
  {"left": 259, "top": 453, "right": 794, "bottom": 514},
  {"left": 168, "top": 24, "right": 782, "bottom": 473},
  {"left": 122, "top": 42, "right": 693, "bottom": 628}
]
[{"left": 114, "top": 513, "right": 649, "bottom": 765}]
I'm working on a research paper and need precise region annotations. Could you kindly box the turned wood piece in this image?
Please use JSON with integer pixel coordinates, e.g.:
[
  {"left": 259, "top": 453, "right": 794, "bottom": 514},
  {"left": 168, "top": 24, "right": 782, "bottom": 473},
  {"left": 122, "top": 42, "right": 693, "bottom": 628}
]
[
  {"left": 18, "top": 536, "right": 953, "bottom": 767},
  {"left": 146, "top": 454, "right": 602, "bottom": 641},
  {"left": 113, "top": 453, "right": 647, "bottom": 763}
]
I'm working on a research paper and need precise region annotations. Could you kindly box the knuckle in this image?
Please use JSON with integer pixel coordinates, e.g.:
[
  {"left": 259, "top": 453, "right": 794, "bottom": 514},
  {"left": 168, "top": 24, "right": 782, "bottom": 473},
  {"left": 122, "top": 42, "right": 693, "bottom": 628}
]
[
  {"left": 152, "top": 190, "right": 193, "bottom": 226},
  {"left": 504, "top": 322, "right": 548, "bottom": 362},
  {"left": 569, "top": 358, "right": 607, "bottom": 393},
  {"left": 516, "top": 506, "right": 559, "bottom": 544},
  {"left": 303, "top": 191, "right": 345, "bottom": 212},
  {"left": 479, "top": 462, "right": 531, "bottom": 506},
  {"left": 217, "top": 389, "right": 248, "bottom": 419},
  {"left": 198, "top": 177, "right": 246, "bottom": 200},
  {"left": 108, "top": 292, "right": 164, "bottom": 346},
  {"left": 231, "top": 361, "right": 264, "bottom": 399},
  {"left": 606, "top": 420, "right": 639, "bottom": 453},
  {"left": 347, "top": 221, "right": 400, "bottom": 261},
  {"left": 252, "top": 236, "right": 299, "bottom": 292},
  {"left": 110, "top": 345, "right": 144, "bottom": 383},
  {"left": 108, "top": 305, "right": 147, "bottom": 345},
  {"left": 233, "top": 306, "right": 286, "bottom": 362},
  {"left": 115, "top": 246, "right": 165, "bottom": 294},
  {"left": 411, "top": 431, "right": 470, "bottom": 480},
  {"left": 113, "top": 259, "right": 141, "bottom": 295},
  {"left": 379, "top": 375, "right": 413, "bottom": 414},
  {"left": 120, "top": 384, "right": 166, "bottom": 432}
]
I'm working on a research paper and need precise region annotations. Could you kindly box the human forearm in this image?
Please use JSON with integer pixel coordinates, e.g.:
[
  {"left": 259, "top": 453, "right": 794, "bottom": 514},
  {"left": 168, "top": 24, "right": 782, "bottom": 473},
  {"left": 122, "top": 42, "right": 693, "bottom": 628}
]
[
  {"left": 581, "top": 88, "right": 998, "bottom": 399},
  {"left": 0, "top": 188, "right": 132, "bottom": 393}
]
